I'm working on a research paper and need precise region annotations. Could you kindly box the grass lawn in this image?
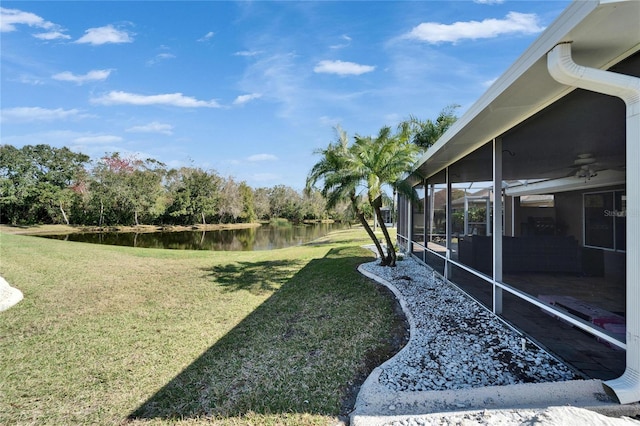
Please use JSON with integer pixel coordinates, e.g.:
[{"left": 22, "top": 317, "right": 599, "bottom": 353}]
[{"left": 0, "top": 227, "right": 406, "bottom": 425}]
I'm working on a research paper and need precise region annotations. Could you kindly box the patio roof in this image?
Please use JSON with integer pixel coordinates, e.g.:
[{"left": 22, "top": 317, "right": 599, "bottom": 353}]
[{"left": 410, "top": 0, "right": 640, "bottom": 186}]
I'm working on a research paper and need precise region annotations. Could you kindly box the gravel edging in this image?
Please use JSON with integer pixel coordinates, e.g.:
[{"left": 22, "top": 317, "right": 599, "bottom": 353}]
[
  {"left": 361, "top": 256, "right": 577, "bottom": 391},
  {"left": 350, "top": 254, "right": 623, "bottom": 425}
]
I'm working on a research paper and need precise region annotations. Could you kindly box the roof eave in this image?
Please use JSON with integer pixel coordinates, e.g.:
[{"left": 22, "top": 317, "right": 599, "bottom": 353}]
[{"left": 411, "top": 0, "right": 639, "bottom": 182}]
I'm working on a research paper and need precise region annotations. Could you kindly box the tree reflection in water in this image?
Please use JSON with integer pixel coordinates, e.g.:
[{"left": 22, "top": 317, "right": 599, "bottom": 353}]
[{"left": 42, "top": 223, "right": 346, "bottom": 251}]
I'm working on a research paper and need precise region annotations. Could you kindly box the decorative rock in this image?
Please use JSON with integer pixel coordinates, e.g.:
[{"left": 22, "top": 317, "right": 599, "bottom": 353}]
[
  {"left": 0, "top": 276, "right": 23, "bottom": 312},
  {"left": 360, "top": 256, "right": 576, "bottom": 393}
]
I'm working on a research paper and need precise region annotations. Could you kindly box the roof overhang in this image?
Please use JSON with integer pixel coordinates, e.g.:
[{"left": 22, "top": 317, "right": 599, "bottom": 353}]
[{"left": 409, "top": 0, "right": 640, "bottom": 185}]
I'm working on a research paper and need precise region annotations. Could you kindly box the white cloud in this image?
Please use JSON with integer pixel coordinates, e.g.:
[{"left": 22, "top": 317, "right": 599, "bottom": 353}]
[
  {"left": 0, "top": 106, "right": 87, "bottom": 122},
  {"left": 73, "top": 135, "right": 123, "bottom": 144},
  {"left": 405, "top": 11, "right": 544, "bottom": 44},
  {"left": 126, "top": 121, "right": 173, "bottom": 135},
  {"left": 15, "top": 74, "right": 45, "bottom": 85},
  {"left": 234, "top": 50, "right": 260, "bottom": 57},
  {"left": 1, "top": 7, "right": 69, "bottom": 39},
  {"left": 314, "top": 60, "right": 375, "bottom": 76},
  {"left": 91, "top": 91, "right": 221, "bottom": 108},
  {"left": 474, "top": 0, "right": 505, "bottom": 4},
  {"left": 330, "top": 34, "right": 352, "bottom": 49},
  {"left": 52, "top": 69, "right": 112, "bottom": 84},
  {"left": 33, "top": 31, "right": 71, "bottom": 40},
  {"left": 233, "top": 93, "right": 262, "bottom": 105},
  {"left": 198, "top": 31, "right": 215, "bottom": 42},
  {"left": 0, "top": 7, "right": 53, "bottom": 32},
  {"left": 237, "top": 52, "right": 304, "bottom": 119},
  {"left": 147, "top": 52, "right": 176, "bottom": 66},
  {"left": 75, "top": 24, "right": 133, "bottom": 45},
  {"left": 247, "top": 154, "right": 277, "bottom": 162}
]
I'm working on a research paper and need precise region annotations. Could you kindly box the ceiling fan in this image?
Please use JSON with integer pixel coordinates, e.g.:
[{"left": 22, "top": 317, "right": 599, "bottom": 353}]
[{"left": 571, "top": 153, "right": 598, "bottom": 180}]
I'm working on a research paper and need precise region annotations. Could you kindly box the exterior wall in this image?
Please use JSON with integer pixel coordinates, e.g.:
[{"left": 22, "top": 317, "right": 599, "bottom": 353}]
[
  {"left": 555, "top": 191, "right": 583, "bottom": 245},
  {"left": 518, "top": 206, "right": 556, "bottom": 236}
]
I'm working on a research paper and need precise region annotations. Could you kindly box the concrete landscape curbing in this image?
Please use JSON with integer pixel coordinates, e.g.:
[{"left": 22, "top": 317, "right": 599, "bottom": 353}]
[{"left": 351, "top": 251, "right": 640, "bottom": 425}]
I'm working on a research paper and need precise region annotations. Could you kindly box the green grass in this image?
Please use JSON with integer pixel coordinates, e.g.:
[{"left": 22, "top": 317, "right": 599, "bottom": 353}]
[{"left": 0, "top": 228, "right": 405, "bottom": 425}]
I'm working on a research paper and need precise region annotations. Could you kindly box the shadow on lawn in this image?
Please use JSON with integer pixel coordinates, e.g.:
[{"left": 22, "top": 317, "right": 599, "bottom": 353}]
[
  {"left": 127, "top": 246, "right": 406, "bottom": 422},
  {"left": 203, "top": 259, "right": 305, "bottom": 295}
]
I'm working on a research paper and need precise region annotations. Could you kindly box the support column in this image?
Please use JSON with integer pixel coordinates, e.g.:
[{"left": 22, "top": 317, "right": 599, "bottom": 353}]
[
  {"left": 504, "top": 195, "right": 514, "bottom": 237},
  {"left": 425, "top": 180, "right": 431, "bottom": 264},
  {"left": 446, "top": 169, "right": 452, "bottom": 280},
  {"left": 407, "top": 195, "right": 412, "bottom": 253},
  {"left": 493, "top": 138, "right": 503, "bottom": 315},
  {"left": 464, "top": 196, "right": 469, "bottom": 236}
]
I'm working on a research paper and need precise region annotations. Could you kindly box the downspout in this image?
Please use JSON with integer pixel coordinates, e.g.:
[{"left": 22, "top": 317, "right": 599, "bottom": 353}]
[{"left": 548, "top": 42, "right": 640, "bottom": 405}]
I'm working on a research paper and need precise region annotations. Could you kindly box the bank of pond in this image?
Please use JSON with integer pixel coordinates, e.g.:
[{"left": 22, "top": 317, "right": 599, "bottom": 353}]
[{"left": 40, "top": 222, "right": 348, "bottom": 251}]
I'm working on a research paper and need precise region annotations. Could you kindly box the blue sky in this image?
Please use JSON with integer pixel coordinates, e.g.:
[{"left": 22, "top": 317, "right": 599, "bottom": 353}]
[{"left": 1, "top": 1, "right": 570, "bottom": 190}]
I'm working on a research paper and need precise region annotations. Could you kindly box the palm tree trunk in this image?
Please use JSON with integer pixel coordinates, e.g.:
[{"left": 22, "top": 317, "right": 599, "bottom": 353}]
[
  {"left": 350, "top": 194, "right": 386, "bottom": 264},
  {"left": 375, "top": 205, "right": 396, "bottom": 267},
  {"left": 371, "top": 195, "right": 396, "bottom": 267}
]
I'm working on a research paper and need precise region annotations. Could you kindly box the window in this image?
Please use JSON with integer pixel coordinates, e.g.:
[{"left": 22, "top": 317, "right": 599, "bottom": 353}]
[{"left": 584, "top": 190, "right": 625, "bottom": 251}]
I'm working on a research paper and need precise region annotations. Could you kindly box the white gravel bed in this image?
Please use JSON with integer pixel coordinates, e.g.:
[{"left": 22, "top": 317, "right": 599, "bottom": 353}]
[{"left": 360, "top": 255, "right": 578, "bottom": 393}]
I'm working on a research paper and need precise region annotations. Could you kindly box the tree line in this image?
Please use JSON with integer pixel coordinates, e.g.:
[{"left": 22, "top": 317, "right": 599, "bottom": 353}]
[
  {"left": 0, "top": 145, "right": 335, "bottom": 226},
  {"left": 1, "top": 105, "right": 458, "bottom": 233}
]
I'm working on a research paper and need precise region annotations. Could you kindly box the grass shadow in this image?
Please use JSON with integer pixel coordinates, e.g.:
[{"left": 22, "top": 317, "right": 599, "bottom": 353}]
[
  {"left": 203, "top": 260, "right": 305, "bottom": 295},
  {"left": 128, "top": 246, "right": 407, "bottom": 422}
]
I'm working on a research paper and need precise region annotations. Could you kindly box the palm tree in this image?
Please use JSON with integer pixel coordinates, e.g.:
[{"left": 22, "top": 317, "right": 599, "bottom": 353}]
[
  {"left": 351, "top": 124, "right": 420, "bottom": 266},
  {"left": 405, "top": 104, "right": 460, "bottom": 149},
  {"left": 306, "top": 126, "right": 386, "bottom": 262}
]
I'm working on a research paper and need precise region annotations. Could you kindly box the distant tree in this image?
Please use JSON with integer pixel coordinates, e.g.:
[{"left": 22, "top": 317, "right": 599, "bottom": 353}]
[
  {"left": 89, "top": 153, "right": 135, "bottom": 226},
  {"left": 165, "top": 167, "right": 221, "bottom": 225},
  {"left": 0, "top": 145, "right": 36, "bottom": 224},
  {"left": 253, "top": 187, "right": 271, "bottom": 220},
  {"left": 127, "top": 158, "right": 166, "bottom": 226},
  {"left": 301, "top": 188, "right": 327, "bottom": 220},
  {"left": 218, "top": 177, "right": 243, "bottom": 223},
  {"left": 239, "top": 182, "right": 257, "bottom": 223},
  {"left": 404, "top": 104, "right": 460, "bottom": 149},
  {"left": 268, "top": 184, "right": 303, "bottom": 222},
  {"left": 268, "top": 185, "right": 287, "bottom": 219},
  {"left": 0, "top": 144, "right": 89, "bottom": 225},
  {"left": 328, "top": 198, "right": 356, "bottom": 224}
]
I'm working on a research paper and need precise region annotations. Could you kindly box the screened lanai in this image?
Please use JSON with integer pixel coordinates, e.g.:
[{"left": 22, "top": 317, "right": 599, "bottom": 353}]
[{"left": 396, "top": 0, "right": 639, "bottom": 405}]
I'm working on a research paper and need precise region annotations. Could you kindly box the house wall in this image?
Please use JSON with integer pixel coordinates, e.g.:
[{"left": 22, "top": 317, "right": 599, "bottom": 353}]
[
  {"left": 555, "top": 186, "right": 626, "bottom": 278},
  {"left": 518, "top": 206, "right": 556, "bottom": 236},
  {"left": 555, "top": 185, "right": 626, "bottom": 246},
  {"left": 555, "top": 192, "right": 583, "bottom": 244}
]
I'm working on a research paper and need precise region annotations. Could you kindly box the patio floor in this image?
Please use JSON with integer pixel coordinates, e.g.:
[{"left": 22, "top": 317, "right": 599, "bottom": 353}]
[{"left": 410, "top": 246, "right": 626, "bottom": 381}]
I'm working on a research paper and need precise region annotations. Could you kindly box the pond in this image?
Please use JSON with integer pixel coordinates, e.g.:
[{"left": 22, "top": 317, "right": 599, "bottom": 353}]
[{"left": 41, "top": 223, "right": 347, "bottom": 251}]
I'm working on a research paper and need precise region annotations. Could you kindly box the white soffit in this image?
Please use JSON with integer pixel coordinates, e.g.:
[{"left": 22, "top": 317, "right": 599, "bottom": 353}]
[{"left": 415, "top": 0, "right": 640, "bottom": 178}]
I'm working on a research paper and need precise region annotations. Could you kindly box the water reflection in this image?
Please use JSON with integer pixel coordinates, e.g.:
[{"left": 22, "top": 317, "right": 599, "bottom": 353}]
[{"left": 42, "top": 223, "right": 345, "bottom": 251}]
